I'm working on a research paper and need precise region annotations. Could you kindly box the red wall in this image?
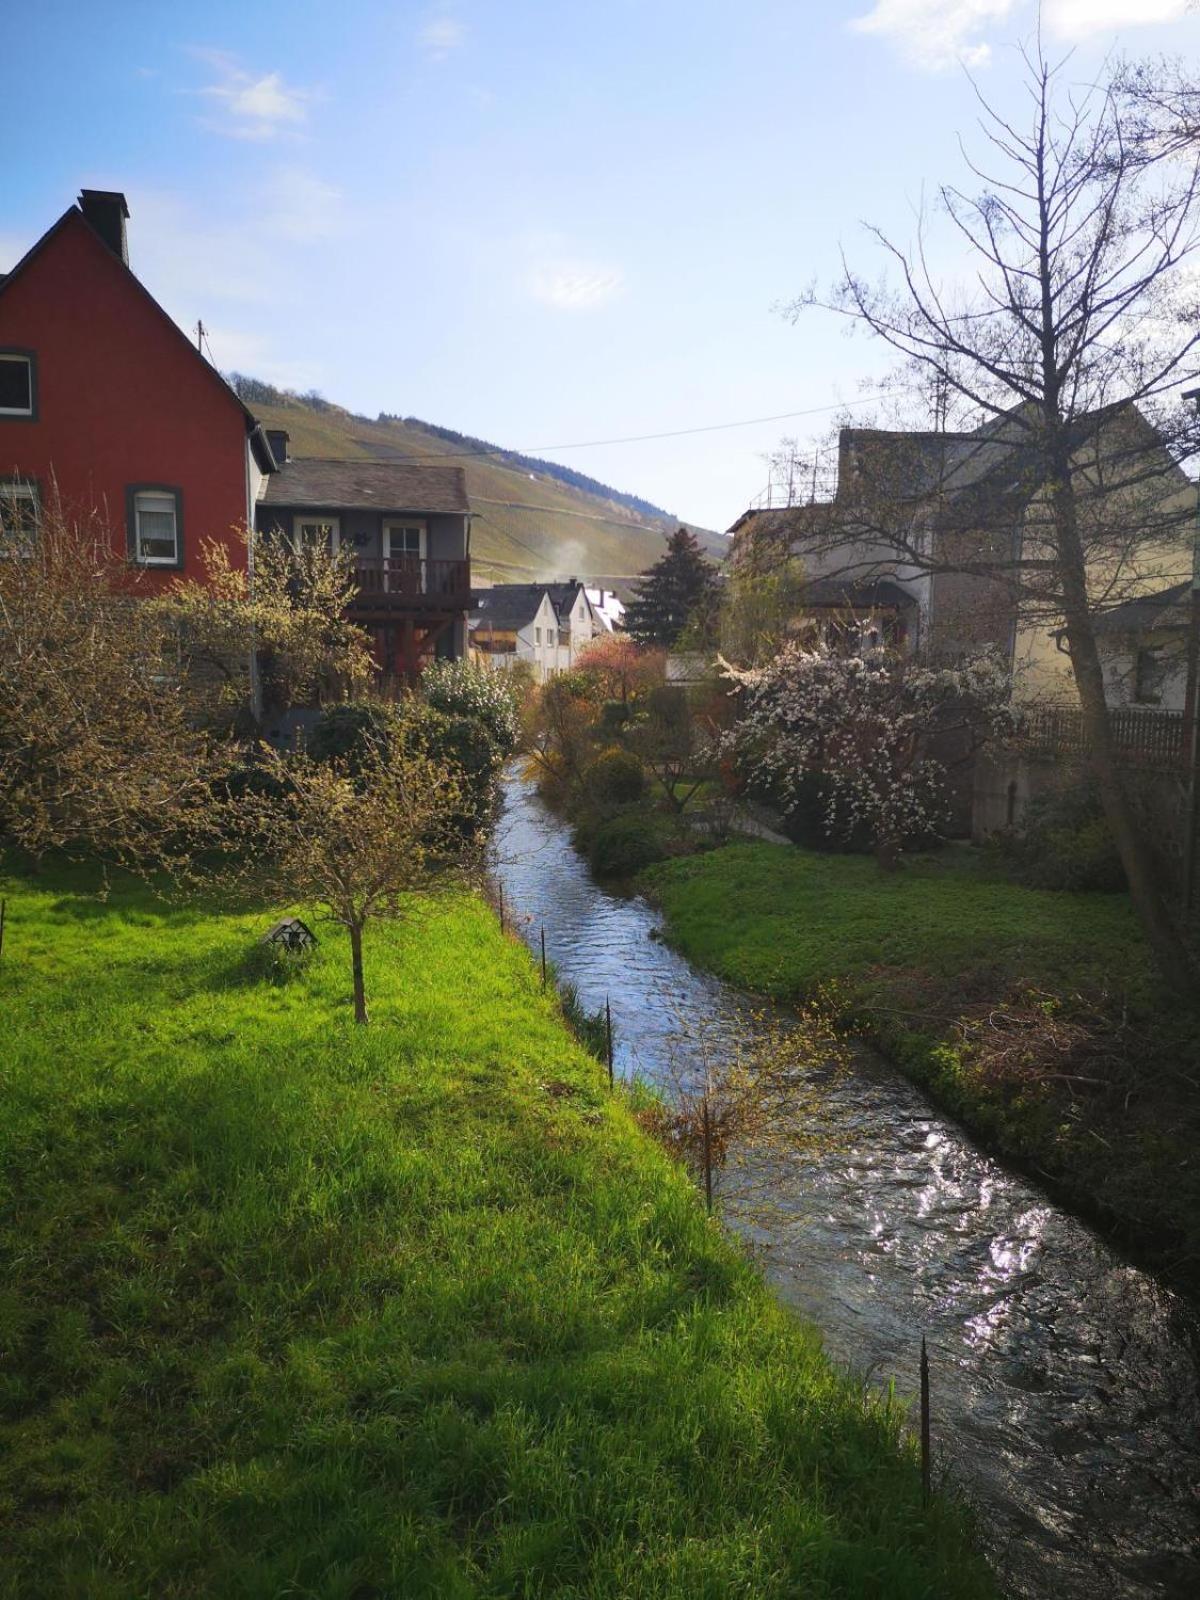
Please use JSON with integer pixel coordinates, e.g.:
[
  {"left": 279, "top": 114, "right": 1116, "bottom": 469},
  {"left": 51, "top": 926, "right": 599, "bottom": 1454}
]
[{"left": 0, "top": 211, "right": 251, "bottom": 587}]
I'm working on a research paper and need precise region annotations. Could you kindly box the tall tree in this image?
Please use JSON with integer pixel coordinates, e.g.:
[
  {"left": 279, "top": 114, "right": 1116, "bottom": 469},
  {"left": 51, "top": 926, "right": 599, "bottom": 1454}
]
[
  {"left": 624, "top": 528, "right": 721, "bottom": 649},
  {"left": 790, "top": 46, "right": 1200, "bottom": 988}
]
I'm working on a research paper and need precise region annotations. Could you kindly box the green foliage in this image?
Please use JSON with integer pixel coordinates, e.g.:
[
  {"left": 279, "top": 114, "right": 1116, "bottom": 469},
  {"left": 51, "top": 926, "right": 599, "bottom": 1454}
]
[
  {"left": 422, "top": 658, "right": 521, "bottom": 755},
  {"left": 625, "top": 528, "right": 721, "bottom": 649},
  {"left": 0, "top": 867, "right": 990, "bottom": 1597},
  {"left": 582, "top": 746, "right": 647, "bottom": 808},
  {"left": 989, "top": 781, "right": 1126, "bottom": 892},
  {"left": 589, "top": 812, "right": 668, "bottom": 878},
  {"left": 307, "top": 699, "right": 396, "bottom": 769}
]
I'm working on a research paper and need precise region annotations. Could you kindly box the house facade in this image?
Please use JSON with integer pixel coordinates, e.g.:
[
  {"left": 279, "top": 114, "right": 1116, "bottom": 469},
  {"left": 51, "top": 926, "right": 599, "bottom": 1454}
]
[
  {"left": 0, "top": 191, "right": 274, "bottom": 572},
  {"left": 469, "top": 580, "right": 603, "bottom": 679},
  {"left": 255, "top": 441, "right": 472, "bottom": 680}
]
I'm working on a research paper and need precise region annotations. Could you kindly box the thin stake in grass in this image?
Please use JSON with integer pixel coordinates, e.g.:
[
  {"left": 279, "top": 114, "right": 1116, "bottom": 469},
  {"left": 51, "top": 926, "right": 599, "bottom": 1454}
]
[
  {"left": 920, "top": 1335, "right": 931, "bottom": 1508},
  {"left": 605, "top": 996, "right": 614, "bottom": 1088},
  {"left": 498, "top": 883, "right": 505, "bottom": 932},
  {"left": 540, "top": 926, "right": 547, "bottom": 989},
  {"left": 0, "top": 896, "right": 5, "bottom": 960},
  {"left": 702, "top": 1086, "right": 713, "bottom": 1213}
]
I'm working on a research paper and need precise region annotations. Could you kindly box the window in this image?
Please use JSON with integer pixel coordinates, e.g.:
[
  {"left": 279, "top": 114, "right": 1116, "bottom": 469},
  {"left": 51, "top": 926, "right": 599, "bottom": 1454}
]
[
  {"left": 0, "top": 351, "right": 34, "bottom": 418},
  {"left": 0, "top": 478, "right": 38, "bottom": 548},
  {"left": 292, "top": 516, "right": 339, "bottom": 553},
  {"left": 1134, "top": 646, "right": 1167, "bottom": 706},
  {"left": 128, "top": 486, "right": 182, "bottom": 566},
  {"left": 547, "top": 628, "right": 556, "bottom": 647}
]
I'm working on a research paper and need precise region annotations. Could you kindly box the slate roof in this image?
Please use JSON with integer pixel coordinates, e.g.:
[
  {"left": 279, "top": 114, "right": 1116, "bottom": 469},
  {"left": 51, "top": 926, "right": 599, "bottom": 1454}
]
[
  {"left": 470, "top": 585, "right": 550, "bottom": 631},
  {"left": 259, "top": 459, "right": 469, "bottom": 514},
  {"left": 1091, "top": 581, "right": 1194, "bottom": 635},
  {"left": 470, "top": 581, "right": 594, "bottom": 633}
]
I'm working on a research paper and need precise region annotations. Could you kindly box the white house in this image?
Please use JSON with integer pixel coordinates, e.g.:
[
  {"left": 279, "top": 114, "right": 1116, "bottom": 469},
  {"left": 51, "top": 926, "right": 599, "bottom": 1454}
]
[{"left": 469, "top": 581, "right": 604, "bottom": 681}]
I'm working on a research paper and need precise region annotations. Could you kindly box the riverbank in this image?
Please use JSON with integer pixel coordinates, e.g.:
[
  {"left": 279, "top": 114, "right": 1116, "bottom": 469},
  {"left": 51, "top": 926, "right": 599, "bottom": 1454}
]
[
  {"left": 0, "top": 866, "right": 990, "bottom": 1598},
  {"left": 643, "top": 841, "right": 1200, "bottom": 1299}
]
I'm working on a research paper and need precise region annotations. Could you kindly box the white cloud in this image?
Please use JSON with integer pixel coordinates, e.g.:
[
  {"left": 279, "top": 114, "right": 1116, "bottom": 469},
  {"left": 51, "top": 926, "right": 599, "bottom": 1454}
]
[
  {"left": 850, "top": 1, "right": 1019, "bottom": 69},
  {"left": 191, "top": 49, "right": 317, "bottom": 140},
  {"left": 1045, "top": 0, "right": 1189, "bottom": 39},
  {"left": 851, "top": 0, "right": 1192, "bottom": 69},
  {"left": 530, "top": 259, "right": 624, "bottom": 311},
  {"left": 419, "top": 13, "right": 467, "bottom": 59}
]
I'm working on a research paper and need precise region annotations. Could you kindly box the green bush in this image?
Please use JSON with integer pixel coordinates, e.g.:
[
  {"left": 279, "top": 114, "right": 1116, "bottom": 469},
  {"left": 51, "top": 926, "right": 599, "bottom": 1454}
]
[
  {"left": 422, "top": 659, "right": 520, "bottom": 755},
  {"left": 588, "top": 813, "right": 666, "bottom": 878},
  {"left": 408, "top": 702, "right": 503, "bottom": 838},
  {"left": 307, "top": 701, "right": 395, "bottom": 770},
  {"left": 992, "top": 781, "right": 1126, "bottom": 892},
  {"left": 583, "top": 747, "right": 646, "bottom": 808}
]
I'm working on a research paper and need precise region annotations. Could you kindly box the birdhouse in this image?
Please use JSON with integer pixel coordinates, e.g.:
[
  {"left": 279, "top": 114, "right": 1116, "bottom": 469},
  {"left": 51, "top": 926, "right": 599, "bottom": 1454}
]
[{"left": 262, "top": 917, "right": 317, "bottom": 954}]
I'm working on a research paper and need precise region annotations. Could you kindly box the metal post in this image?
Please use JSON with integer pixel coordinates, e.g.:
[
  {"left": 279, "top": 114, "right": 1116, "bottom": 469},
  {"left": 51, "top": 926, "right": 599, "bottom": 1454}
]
[
  {"left": 920, "top": 1336, "right": 931, "bottom": 1508},
  {"left": 0, "top": 896, "right": 6, "bottom": 960},
  {"left": 702, "top": 1092, "right": 713, "bottom": 1214},
  {"left": 540, "top": 927, "right": 547, "bottom": 989},
  {"left": 498, "top": 883, "right": 505, "bottom": 933},
  {"left": 605, "top": 997, "right": 614, "bottom": 1088}
]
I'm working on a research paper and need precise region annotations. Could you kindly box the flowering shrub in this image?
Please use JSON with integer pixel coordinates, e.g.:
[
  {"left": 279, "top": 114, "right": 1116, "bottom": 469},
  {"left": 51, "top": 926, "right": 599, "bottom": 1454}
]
[
  {"left": 422, "top": 659, "right": 521, "bottom": 756},
  {"left": 724, "top": 642, "right": 1013, "bottom": 865}
]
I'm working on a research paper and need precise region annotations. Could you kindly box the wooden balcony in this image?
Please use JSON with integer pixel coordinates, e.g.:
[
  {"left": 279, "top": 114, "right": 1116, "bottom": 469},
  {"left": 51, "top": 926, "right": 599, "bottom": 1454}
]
[{"left": 347, "top": 556, "right": 471, "bottom": 613}]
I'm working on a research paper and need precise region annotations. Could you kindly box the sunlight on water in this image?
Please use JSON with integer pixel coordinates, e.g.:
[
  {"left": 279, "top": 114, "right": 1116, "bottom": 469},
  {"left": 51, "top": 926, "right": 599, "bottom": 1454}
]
[{"left": 491, "top": 773, "right": 1200, "bottom": 1600}]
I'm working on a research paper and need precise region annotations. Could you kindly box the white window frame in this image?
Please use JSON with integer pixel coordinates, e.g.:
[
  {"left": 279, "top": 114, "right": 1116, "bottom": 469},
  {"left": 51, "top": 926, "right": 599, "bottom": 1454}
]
[
  {"left": 132, "top": 489, "right": 180, "bottom": 566},
  {"left": 291, "top": 515, "right": 340, "bottom": 554},
  {"left": 0, "top": 353, "right": 34, "bottom": 418},
  {"left": 0, "top": 478, "right": 39, "bottom": 551},
  {"left": 382, "top": 518, "right": 427, "bottom": 561}
]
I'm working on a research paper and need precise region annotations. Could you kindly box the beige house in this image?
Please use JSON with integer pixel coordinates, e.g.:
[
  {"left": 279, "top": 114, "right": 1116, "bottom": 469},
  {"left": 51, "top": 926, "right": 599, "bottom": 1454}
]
[{"left": 469, "top": 581, "right": 603, "bottom": 681}]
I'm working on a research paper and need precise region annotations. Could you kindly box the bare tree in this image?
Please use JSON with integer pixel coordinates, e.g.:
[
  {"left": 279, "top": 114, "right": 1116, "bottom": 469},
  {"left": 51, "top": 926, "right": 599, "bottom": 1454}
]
[
  {"left": 224, "top": 740, "right": 467, "bottom": 1024},
  {"left": 789, "top": 46, "right": 1200, "bottom": 987}
]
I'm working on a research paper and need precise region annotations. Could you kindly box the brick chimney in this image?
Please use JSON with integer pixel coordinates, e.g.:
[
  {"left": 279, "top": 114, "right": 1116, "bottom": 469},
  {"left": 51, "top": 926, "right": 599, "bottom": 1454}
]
[{"left": 78, "top": 190, "right": 130, "bottom": 266}]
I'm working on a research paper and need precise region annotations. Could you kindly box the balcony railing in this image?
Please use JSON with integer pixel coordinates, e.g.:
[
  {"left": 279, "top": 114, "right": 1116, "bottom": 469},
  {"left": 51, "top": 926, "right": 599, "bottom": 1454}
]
[{"left": 348, "top": 556, "right": 470, "bottom": 608}]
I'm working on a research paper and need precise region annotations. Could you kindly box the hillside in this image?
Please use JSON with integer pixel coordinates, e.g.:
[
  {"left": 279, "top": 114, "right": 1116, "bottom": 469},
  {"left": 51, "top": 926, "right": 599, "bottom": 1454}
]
[{"left": 243, "top": 388, "right": 727, "bottom": 586}]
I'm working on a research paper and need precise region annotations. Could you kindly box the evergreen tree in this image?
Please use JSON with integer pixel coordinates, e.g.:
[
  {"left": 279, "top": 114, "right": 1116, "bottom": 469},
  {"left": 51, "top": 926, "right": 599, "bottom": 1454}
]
[{"left": 624, "top": 528, "right": 720, "bottom": 649}]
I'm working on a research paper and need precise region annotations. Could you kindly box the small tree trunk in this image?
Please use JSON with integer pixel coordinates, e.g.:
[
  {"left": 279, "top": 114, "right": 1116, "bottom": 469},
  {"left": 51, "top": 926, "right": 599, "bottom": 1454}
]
[{"left": 349, "top": 920, "right": 368, "bottom": 1024}]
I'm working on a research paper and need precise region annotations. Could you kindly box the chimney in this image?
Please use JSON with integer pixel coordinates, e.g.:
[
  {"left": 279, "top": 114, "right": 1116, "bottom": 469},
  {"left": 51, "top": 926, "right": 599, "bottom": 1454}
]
[
  {"left": 266, "top": 429, "right": 290, "bottom": 467},
  {"left": 79, "top": 190, "right": 130, "bottom": 265}
]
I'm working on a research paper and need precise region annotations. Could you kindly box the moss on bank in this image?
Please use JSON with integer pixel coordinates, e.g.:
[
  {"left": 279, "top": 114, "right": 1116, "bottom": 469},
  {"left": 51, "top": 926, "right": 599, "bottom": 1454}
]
[
  {"left": 643, "top": 842, "right": 1200, "bottom": 1298},
  {"left": 0, "top": 866, "right": 990, "bottom": 1598}
]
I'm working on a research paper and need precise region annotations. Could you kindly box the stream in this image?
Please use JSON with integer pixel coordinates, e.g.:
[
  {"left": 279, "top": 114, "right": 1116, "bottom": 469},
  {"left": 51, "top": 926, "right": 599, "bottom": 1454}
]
[{"left": 490, "top": 773, "right": 1200, "bottom": 1599}]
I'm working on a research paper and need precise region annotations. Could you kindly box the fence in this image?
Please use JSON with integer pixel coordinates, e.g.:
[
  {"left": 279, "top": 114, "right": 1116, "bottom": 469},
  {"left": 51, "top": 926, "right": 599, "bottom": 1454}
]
[{"left": 1018, "top": 705, "right": 1188, "bottom": 772}]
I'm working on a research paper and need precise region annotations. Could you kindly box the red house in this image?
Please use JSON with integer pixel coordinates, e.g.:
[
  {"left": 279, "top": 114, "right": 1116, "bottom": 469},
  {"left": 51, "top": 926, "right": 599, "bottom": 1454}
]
[
  {"left": 0, "top": 190, "right": 473, "bottom": 683},
  {"left": 0, "top": 190, "right": 275, "bottom": 577}
]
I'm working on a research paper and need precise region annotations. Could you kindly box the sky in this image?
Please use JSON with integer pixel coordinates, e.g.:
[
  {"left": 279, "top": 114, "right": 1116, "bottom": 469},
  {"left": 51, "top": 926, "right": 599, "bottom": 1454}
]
[{"left": 4, "top": 0, "right": 1200, "bottom": 532}]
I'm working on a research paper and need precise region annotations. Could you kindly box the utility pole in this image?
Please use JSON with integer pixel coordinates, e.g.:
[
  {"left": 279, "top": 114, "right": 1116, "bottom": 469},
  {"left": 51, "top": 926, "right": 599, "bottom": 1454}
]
[{"left": 195, "top": 319, "right": 205, "bottom": 354}]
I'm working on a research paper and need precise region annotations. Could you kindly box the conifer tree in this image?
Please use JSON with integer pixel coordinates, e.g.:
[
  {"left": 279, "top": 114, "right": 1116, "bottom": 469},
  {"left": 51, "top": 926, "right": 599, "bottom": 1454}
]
[{"left": 624, "top": 528, "right": 720, "bottom": 648}]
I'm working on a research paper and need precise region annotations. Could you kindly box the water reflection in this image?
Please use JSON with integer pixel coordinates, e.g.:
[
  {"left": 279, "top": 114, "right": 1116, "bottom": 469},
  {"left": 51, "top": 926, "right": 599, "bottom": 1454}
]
[{"left": 490, "top": 774, "right": 1200, "bottom": 1599}]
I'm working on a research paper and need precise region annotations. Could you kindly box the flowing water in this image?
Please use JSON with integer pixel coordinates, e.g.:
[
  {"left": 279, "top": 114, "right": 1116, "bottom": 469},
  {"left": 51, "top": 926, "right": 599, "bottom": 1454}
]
[{"left": 490, "top": 774, "right": 1200, "bottom": 1599}]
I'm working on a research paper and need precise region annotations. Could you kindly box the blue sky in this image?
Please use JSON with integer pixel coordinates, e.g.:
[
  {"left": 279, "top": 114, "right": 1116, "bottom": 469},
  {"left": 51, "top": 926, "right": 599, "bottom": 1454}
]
[{"left": 5, "top": 1, "right": 1199, "bottom": 530}]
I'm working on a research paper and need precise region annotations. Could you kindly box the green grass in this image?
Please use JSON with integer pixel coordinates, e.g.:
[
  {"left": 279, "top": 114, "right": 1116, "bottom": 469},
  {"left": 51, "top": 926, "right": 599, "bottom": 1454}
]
[
  {"left": 0, "top": 867, "right": 990, "bottom": 1599},
  {"left": 641, "top": 842, "right": 1149, "bottom": 1002},
  {"left": 643, "top": 843, "right": 1200, "bottom": 1294}
]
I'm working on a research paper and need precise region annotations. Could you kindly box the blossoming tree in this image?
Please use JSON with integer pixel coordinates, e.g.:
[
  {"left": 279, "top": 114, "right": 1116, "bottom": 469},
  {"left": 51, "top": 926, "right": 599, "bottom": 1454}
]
[{"left": 725, "top": 642, "right": 1013, "bottom": 868}]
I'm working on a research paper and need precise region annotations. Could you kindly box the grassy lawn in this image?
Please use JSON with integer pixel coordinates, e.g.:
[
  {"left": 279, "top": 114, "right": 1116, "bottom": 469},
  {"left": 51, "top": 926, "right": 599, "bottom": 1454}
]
[
  {"left": 643, "top": 843, "right": 1200, "bottom": 1294},
  {"left": 642, "top": 843, "right": 1149, "bottom": 1001},
  {"left": 0, "top": 867, "right": 989, "bottom": 1599}
]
